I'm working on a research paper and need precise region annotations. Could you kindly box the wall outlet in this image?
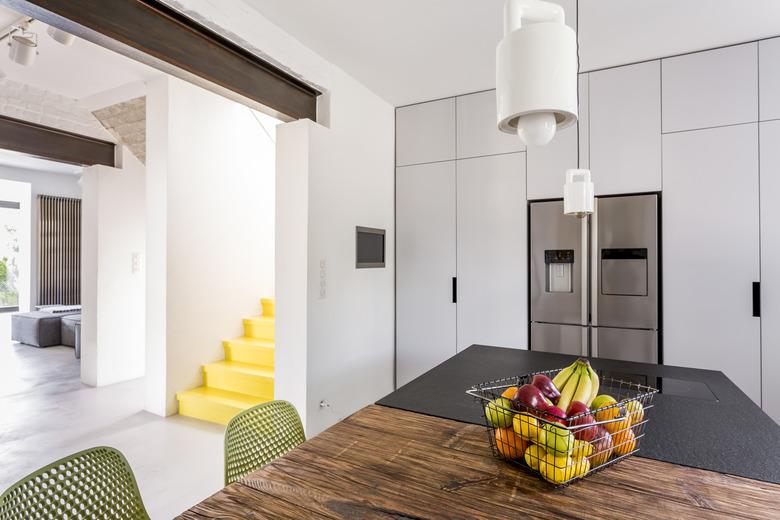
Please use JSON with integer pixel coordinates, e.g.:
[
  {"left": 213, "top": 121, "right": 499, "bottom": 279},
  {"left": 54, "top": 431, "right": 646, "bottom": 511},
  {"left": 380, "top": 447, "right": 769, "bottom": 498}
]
[
  {"left": 131, "top": 252, "right": 141, "bottom": 274},
  {"left": 319, "top": 259, "right": 326, "bottom": 299}
]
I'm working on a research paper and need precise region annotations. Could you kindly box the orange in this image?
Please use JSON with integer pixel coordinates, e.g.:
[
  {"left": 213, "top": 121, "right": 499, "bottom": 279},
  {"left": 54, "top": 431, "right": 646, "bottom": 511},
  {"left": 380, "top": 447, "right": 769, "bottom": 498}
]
[
  {"left": 594, "top": 404, "right": 619, "bottom": 423},
  {"left": 603, "top": 413, "right": 631, "bottom": 434},
  {"left": 495, "top": 427, "right": 528, "bottom": 460},
  {"left": 612, "top": 428, "right": 636, "bottom": 457},
  {"left": 501, "top": 386, "right": 518, "bottom": 399}
]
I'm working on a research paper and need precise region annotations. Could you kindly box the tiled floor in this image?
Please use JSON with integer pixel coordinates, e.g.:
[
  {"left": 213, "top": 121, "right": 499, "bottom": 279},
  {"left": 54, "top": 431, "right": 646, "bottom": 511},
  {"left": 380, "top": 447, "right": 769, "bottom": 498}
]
[{"left": 0, "top": 314, "right": 225, "bottom": 519}]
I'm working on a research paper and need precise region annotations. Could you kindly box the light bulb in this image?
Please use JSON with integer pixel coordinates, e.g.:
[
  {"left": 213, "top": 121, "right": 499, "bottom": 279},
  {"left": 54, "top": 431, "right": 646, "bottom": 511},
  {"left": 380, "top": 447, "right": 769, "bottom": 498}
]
[{"left": 515, "top": 112, "right": 556, "bottom": 146}]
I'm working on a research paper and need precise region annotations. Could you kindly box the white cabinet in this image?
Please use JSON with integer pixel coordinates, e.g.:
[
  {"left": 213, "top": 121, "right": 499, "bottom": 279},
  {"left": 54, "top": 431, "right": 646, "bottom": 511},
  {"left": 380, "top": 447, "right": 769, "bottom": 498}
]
[
  {"left": 396, "top": 98, "right": 456, "bottom": 166},
  {"left": 456, "top": 90, "right": 524, "bottom": 159},
  {"left": 589, "top": 60, "right": 661, "bottom": 195},
  {"left": 457, "top": 153, "right": 527, "bottom": 351},
  {"left": 396, "top": 161, "right": 456, "bottom": 386},
  {"left": 760, "top": 120, "right": 780, "bottom": 422},
  {"left": 663, "top": 123, "right": 761, "bottom": 404},
  {"left": 662, "top": 43, "right": 758, "bottom": 133},
  {"left": 760, "top": 38, "right": 780, "bottom": 121}
]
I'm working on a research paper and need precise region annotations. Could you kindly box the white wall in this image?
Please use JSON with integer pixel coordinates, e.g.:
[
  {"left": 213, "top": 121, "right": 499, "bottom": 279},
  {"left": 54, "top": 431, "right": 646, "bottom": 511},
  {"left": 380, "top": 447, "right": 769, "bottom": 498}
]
[
  {"left": 80, "top": 147, "right": 146, "bottom": 386},
  {"left": 145, "top": 75, "right": 276, "bottom": 415},
  {"left": 0, "top": 178, "right": 31, "bottom": 312},
  {"left": 0, "top": 165, "right": 81, "bottom": 309}
]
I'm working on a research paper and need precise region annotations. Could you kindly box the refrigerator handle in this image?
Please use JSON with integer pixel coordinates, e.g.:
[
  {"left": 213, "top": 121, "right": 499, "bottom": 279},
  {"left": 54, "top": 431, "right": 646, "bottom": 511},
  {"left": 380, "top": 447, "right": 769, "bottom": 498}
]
[
  {"left": 590, "top": 200, "right": 599, "bottom": 358},
  {"left": 753, "top": 281, "right": 761, "bottom": 317},
  {"left": 581, "top": 216, "right": 590, "bottom": 357}
]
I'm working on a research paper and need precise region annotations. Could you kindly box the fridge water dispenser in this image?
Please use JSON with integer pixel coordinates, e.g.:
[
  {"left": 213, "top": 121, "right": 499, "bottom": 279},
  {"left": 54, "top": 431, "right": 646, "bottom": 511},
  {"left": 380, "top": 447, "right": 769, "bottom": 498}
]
[{"left": 545, "top": 249, "right": 574, "bottom": 293}]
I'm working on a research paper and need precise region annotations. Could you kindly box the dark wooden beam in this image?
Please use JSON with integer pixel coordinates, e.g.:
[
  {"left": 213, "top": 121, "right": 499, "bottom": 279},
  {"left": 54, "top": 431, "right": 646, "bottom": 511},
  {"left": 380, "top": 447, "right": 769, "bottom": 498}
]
[
  {"left": 2, "top": 0, "right": 320, "bottom": 121},
  {"left": 0, "top": 115, "right": 116, "bottom": 167}
]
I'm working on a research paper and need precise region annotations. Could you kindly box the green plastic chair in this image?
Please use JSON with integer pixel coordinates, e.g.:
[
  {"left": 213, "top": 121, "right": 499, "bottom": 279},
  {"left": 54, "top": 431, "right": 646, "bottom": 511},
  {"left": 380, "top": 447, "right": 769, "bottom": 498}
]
[
  {"left": 224, "top": 400, "right": 306, "bottom": 485},
  {"left": 0, "top": 446, "right": 149, "bottom": 520}
]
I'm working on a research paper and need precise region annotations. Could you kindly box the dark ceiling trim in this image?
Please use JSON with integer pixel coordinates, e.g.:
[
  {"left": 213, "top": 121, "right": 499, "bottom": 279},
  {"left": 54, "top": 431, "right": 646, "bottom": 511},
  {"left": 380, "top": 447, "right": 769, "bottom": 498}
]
[
  {"left": 0, "top": 115, "right": 116, "bottom": 167},
  {"left": 1, "top": 0, "right": 320, "bottom": 121}
]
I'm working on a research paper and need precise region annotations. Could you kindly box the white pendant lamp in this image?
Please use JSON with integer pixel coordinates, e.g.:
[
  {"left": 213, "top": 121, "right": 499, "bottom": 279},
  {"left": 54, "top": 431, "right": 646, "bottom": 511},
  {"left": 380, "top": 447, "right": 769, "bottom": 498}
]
[
  {"left": 563, "top": 169, "right": 594, "bottom": 218},
  {"left": 47, "top": 26, "right": 75, "bottom": 46},
  {"left": 496, "top": 0, "right": 578, "bottom": 146},
  {"left": 9, "top": 32, "right": 37, "bottom": 66}
]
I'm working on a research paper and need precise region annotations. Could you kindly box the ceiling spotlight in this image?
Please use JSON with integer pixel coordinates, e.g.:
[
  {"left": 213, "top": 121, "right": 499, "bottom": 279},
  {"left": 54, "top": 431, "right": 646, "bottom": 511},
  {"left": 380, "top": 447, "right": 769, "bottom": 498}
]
[
  {"left": 47, "top": 26, "right": 75, "bottom": 46},
  {"left": 9, "top": 31, "right": 38, "bottom": 66},
  {"left": 496, "top": 0, "right": 578, "bottom": 146}
]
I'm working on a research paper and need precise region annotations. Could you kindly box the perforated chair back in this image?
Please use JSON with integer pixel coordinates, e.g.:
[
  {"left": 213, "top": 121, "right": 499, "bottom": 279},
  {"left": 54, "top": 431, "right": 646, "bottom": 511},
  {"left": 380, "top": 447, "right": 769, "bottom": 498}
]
[
  {"left": 0, "top": 446, "right": 149, "bottom": 520},
  {"left": 224, "top": 400, "right": 306, "bottom": 485}
]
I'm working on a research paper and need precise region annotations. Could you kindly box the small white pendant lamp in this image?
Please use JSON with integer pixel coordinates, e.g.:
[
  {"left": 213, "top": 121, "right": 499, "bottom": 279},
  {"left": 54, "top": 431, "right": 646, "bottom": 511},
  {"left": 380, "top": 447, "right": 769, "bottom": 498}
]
[
  {"left": 47, "top": 26, "right": 76, "bottom": 46},
  {"left": 9, "top": 32, "right": 38, "bottom": 66},
  {"left": 563, "top": 169, "right": 594, "bottom": 218},
  {"left": 496, "top": 0, "right": 578, "bottom": 146}
]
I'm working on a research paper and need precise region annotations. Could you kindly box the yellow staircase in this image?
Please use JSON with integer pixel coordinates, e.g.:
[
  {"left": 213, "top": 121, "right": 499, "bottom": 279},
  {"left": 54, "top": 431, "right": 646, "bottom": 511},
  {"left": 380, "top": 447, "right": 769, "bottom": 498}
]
[{"left": 177, "top": 298, "right": 276, "bottom": 425}]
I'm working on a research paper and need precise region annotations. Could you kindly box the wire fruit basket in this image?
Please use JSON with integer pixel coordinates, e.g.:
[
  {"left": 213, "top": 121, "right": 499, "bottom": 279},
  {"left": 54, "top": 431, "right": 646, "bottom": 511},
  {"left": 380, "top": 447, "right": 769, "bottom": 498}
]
[{"left": 466, "top": 365, "right": 658, "bottom": 486}]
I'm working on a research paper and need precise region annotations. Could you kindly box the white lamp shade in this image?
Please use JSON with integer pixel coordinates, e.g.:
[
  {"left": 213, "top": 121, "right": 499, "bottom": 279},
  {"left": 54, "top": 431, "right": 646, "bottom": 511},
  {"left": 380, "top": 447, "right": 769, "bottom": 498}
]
[
  {"left": 47, "top": 26, "right": 76, "bottom": 46},
  {"left": 9, "top": 34, "right": 37, "bottom": 66},
  {"left": 496, "top": 21, "right": 578, "bottom": 137},
  {"left": 563, "top": 169, "right": 594, "bottom": 217}
]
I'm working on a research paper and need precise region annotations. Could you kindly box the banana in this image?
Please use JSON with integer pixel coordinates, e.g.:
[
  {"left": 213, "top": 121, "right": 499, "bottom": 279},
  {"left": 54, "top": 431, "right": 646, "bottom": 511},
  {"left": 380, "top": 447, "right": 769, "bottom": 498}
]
[
  {"left": 556, "top": 364, "right": 581, "bottom": 413},
  {"left": 586, "top": 365, "right": 600, "bottom": 406},
  {"left": 552, "top": 363, "right": 577, "bottom": 390},
  {"left": 572, "top": 365, "right": 592, "bottom": 406}
]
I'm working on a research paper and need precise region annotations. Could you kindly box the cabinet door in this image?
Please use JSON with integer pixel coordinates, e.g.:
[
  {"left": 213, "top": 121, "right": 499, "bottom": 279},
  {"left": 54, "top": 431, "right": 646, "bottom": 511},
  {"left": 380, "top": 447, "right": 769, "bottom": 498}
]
[
  {"left": 396, "top": 98, "right": 456, "bottom": 167},
  {"left": 760, "top": 120, "right": 780, "bottom": 422},
  {"left": 396, "top": 161, "right": 456, "bottom": 387},
  {"left": 456, "top": 90, "right": 524, "bottom": 159},
  {"left": 456, "top": 153, "right": 527, "bottom": 351},
  {"left": 663, "top": 123, "right": 761, "bottom": 404},
  {"left": 760, "top": 38, "right": 780, "bottom": 121},
  {"left": 590, "top": 60, "right": 661, "bottom": 195},
  {"left": 662, "top": 43, "right": 758, "bottom": 133}
]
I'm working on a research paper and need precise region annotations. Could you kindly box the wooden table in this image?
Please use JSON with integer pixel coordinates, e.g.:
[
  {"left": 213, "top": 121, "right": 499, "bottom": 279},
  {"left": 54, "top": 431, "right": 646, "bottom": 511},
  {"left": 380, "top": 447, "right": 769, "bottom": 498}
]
[{"left": 178, "top": 405, "right": 780, "bottom": 519}]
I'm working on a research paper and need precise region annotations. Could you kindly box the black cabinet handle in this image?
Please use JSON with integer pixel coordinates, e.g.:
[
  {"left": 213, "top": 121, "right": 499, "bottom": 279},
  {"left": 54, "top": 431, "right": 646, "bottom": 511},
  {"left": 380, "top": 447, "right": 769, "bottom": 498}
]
[
  {"left": 452, "top": 277, "right": 457, "bottom": 303},
  {"left": 753, "top": 282, "right": 761, "bottom": 318}
]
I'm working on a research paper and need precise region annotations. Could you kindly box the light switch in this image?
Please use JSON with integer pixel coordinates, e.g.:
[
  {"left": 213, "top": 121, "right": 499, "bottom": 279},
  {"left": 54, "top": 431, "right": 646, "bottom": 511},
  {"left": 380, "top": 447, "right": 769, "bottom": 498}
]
[
  {"left": 319, "top": 259, "right": 326, "bottom": 299},
  {"left": 131, "top": 252, "right": 141, "bottom": 274}
]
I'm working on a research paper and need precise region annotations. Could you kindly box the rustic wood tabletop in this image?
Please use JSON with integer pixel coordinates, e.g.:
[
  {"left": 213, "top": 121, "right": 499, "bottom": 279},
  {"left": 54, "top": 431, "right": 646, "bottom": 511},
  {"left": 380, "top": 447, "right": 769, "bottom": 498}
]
[{"left": 177, "top": 404, "right": 780, "bottom": 519}]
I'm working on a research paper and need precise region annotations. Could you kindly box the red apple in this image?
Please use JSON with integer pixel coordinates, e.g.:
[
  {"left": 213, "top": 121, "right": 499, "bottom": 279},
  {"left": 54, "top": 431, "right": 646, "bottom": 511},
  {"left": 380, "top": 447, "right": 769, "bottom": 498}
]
[
  {"left": 566, "top": 401, "right": 597, "bottom": 441},
  {"left": 511, "top": 384, "right": 549, "bottom": 414},
  {"left": 543, "top": 405, "right": 568, "bottom": 425},
  {"left": 531, "top": 374, "right": 561, "bottom": 404}
]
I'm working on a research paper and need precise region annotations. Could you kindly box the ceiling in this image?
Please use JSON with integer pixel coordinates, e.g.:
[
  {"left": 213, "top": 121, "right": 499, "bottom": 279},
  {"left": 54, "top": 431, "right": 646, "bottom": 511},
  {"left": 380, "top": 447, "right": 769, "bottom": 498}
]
[
  {"left": 245, "top": 0, "right": 780, "bottom": 107},
  {"left": 0, "top": 5, "right": 161, "bottom": 101}
]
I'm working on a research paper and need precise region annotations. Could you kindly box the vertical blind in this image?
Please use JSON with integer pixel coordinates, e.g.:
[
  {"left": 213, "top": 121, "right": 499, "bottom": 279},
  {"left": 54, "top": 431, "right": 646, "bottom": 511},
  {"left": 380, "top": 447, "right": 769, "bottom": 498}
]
[{"left": 38, "top": 195, "right": 81, "bottom": 306}]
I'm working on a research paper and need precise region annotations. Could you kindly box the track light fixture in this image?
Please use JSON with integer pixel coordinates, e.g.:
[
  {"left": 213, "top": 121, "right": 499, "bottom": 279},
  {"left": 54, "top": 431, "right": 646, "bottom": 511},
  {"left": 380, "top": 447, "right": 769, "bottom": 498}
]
[
  {"left": 47, "top": 26, "right": 75, "bottom": 46},
  {"left": 8, "top": 29, "right": 37, "bottom": 66}
]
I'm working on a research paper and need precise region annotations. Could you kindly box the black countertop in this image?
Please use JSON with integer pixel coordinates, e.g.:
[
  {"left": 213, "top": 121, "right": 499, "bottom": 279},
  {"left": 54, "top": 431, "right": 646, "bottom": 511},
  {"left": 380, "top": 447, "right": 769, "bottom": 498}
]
[{"left": 377, "top": 345, "right": 780, "bottom": 484}]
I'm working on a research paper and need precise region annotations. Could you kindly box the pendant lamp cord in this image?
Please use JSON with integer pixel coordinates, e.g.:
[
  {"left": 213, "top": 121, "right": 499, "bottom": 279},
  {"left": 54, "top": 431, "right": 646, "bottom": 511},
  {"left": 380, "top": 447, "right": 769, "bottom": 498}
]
[{"left": 576, "top": 0, "right": 581, "bottom": 169}]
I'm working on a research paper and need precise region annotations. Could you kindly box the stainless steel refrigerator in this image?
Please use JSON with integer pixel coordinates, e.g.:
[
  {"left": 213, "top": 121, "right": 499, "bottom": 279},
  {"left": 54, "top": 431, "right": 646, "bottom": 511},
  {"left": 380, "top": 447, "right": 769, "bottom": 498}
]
[{"left": 529, "top": 194, "right": 660, "bottom": 363}]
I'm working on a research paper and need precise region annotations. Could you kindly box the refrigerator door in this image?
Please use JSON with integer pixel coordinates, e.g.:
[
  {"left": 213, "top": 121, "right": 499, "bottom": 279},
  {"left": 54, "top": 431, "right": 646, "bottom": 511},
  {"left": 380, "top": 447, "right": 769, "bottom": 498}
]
[
  {"left": 530, "top": 201, "right": 588, "bottom": 327},
  {"left": 593, "top": 194, "right": 659, "bottom": 330},
  {"left": 592, "top": 327, "right": 658, "bottom": 364},
  {"left": 531, "top": 323, "right": 588, "bottom": 356}
]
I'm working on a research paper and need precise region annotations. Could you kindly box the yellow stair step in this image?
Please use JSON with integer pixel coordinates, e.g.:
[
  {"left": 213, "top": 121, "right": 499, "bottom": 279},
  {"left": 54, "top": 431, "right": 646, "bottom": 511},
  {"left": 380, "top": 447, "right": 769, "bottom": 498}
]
[
  {"left": 177, "top": 386, "right": 269, "bottom": 425},
  {"left": 203, "top": 360, "right": 274, "bottom": 398},
  {"left": 243, "top": 315, "right": 274, "bottom": 340},
  {"left": 261, "top": 298, "right": 275, "bottom": 317},
  {"left": 223, "top": 336, "right": 274, "bottom": 366}
]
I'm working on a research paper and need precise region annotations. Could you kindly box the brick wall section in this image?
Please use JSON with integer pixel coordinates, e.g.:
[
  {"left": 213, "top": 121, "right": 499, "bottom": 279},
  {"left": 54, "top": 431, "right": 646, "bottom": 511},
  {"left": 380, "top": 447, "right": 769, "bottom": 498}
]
[{"left": 0, "top": 79, "right": 114, "bottom": 142}]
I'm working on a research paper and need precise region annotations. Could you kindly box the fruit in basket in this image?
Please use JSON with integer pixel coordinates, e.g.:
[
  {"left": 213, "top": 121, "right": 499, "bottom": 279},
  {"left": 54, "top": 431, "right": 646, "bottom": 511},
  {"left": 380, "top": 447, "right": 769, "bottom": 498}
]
[
  {"left": 566, "top": 401, "right": 597, "bottom": 442},
  {"left": 612, "top": 427, "right": 637, "bottom": 457},
  {"left": 591, "top": 394, "right": 617, "bottom": 413},
  {"left": 571, "top": 439, "right": 594, "bottom": 461},
  {"left": 539, "top": 453, "right": 570, "bottom": 484},
  {"left": 567, "top": 457, "right": 591, "bottom": 480},
  {"left": 501, "top": 386, "right": 518, "bottom": 399},
  {"left": 513, "top": 412, "right": 545, "bottom": 444},
  {"left": 524, "top": 444, "right": 546, "bottom": 471},
  {"left": 495, "top": 427, "right": 527, "bottom": 459},
  {"left": 603, "top": 408, "right": 631, "bottom": 434},
  {"left": 588, "top": 427, "right": 614, "bottom": 467},
  {"left": 543, "top": 406, "right": 567, "bottom": 425},
  {"left": 553, "top": 358, "right": 601, "bottom": 407},
  {"left": 512, "top": 384, "right": 550, "bottom": 414},
  {"left": 484, "top": 397, "right": 514, "bottom": 428},
  {"left": 531, "top": 374, "right": 561, "bottom": 403},
  {"left": 543, "top": 423, "right": 574, "bottom": 456},
  {"left": 625, "top": 399, "right": 644, "bottom": 425}
]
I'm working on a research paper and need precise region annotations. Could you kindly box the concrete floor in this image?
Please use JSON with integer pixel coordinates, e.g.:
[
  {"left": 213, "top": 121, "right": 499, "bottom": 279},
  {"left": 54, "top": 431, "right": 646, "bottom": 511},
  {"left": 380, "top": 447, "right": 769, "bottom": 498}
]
[{"left": 0, "top": 314, "right": 225, "bottom": 519}]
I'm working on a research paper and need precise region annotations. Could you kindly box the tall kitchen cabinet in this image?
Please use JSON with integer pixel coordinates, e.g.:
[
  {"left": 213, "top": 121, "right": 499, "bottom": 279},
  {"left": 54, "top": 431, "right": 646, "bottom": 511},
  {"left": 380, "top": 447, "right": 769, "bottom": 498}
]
[{"left": 396, "top": 93, "right": 527, "bottom": 387}]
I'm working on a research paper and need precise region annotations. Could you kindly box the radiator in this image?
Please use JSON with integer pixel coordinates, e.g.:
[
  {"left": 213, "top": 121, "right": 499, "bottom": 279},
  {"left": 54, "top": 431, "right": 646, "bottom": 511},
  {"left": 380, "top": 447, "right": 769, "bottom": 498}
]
[{"left": 38, "top": 195, "right": 81, "bottom": 306}]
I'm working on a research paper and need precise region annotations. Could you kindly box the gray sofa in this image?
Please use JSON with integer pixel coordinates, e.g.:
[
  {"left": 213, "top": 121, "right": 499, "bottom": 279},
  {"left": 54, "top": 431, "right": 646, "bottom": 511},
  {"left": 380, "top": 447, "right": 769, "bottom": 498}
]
[{"left": 11, "top": 309, "right": 82, "bottom": 357}]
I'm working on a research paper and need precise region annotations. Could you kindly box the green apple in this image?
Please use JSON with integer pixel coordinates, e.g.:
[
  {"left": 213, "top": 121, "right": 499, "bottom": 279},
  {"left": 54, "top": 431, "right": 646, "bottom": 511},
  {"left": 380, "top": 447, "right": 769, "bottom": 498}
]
[
  {"left": 484, "top": 397, "right": 514, "bottom": 428},
  {"left": 591, "top": 394, "right": 617, "bottom": 411},
  {"left": 543, "top": 423, "right": 574, "bottom": 456}
]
